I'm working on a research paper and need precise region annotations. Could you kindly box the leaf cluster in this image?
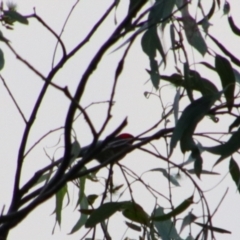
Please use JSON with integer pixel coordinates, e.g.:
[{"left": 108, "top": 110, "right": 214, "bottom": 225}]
[{"left": 1, "top": 0, "right": 240, "bottom": 240}]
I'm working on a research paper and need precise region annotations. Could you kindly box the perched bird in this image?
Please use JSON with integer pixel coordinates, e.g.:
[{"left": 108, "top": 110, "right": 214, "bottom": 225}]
[{"left": 78, "top": 133, "right": 134, "bottom": 164}]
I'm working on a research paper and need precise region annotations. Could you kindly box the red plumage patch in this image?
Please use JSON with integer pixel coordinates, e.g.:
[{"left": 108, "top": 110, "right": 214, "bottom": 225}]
[{"left": 117, "top": 133, "right": 134, "bottom": 139}]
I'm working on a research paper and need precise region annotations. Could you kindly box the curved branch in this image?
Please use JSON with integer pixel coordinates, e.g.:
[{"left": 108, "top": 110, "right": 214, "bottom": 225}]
[
  {"left": 52, "top": 0, "right": 148, "bottom": 191},
  {"left": 26, "top": 13, "right": 67, "bottom": 58}
]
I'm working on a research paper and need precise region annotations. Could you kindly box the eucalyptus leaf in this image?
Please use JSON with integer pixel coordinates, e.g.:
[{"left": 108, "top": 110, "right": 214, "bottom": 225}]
[
  {"left": 55, "top": 184, "right": 68, "bottom": 226},
  {"left": 125, "top": 221, "right": 141, "bottom": 232},
  {"left": 160, "top": 71, "right": 218, "bottom": 96},
  {"left": 122, "top": 201, "right": 149, "bottom": 225},
  {"left": 150, "top": 168, "right": 180, "bottom": 186},
  {"left": 170, "top": 93, "right": 220, "bottom": 154},
  {"left": 195, "top": 222, "right": 231, "bottom": 234},
  {"left": 186, "top": 234, "right": 195, "bottom": 240},
  {"left": 70, "top": 140, "right": 81, "bottom": 164},
  {"left": 74, "top": 166, "right": 87, "bottom": 211},
  {"left": 204, "top": 127, "right": 240, "bottom": 166},
  {"left": 189, "top": 70, "right": 219, "bottom": 95},
  {"left": 187, "top": 169, "right": 219, "bottom": 175},
  {"left": 182, "top": 15, "right": 207, "bottom": 56},
  {"left": 153, "top": 206, "right": 183, "bottom": 240},
  {"left": 223, "top": 1, "right": 230, "bottom": 16},
  {"left": 229, "top": 158, "right": 240, "bottom": 193},
  {"left": 152, "top": 196, "right": 194, "bottom": 222},
  {"left": 170, "top": 24, "right": 175, "bottom": 49},
  {"left": 233, "top": 68, "right": 240, "bottom": 84},
  {"left": 127, "top": 0, "right": 147, "bottom": 20},
  {"left": 180, "top": 212, "right": 197, "bottom": 233},
  {"left": 192, "top": 148, "right": 203, "bottom": 179},
  {"left": 200, "top": 17, "right": 212, "bottom": 34},
  {"left": 85, "top": 202, "right": 122, "bottom": 228},
  {"left": 79, "top": 167, "right": 87, "bottom": 202},
  {"left": 70, "top": 194, "right": 88, "bottom": 234},
  {"left": 228, "top": 15, "right": 240, "bottom": 36},
  {"left": 149, "top": 0, "right": 175, "bottom": 30},
  {"left": 33, "top": 171, "right": 53, "bottom": 187},
  {"left": 148, "top": 58, "right": 160, "bottom": 89},
  {"left": 141, "top": 26, "right": 166, "bottom": 67},
  {"left": 87, "top": 194, "right": 98, "bottom": 205},
  {"left": 4, "top": 10, "right": 28, "bottom": 24},
  {"left": 173, "top": 88, "right": 180, "bottom": 125},
  {"left": 0, "top": 49, "right": 5, "bottom": 71},
  {"left": 198, "top": 0, "right": 215, "bottom": 24},
  {"left": 184, "top": 62, "right": 194, "bottom": 102},
  {"left": 215, "top": 55, "right": 235, "bottom": 112}
]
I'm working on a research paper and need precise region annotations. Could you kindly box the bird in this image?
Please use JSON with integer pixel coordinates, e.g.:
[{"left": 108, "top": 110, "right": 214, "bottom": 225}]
[{"left": 77, "top": 133, "right": 135, "bottom": 164}]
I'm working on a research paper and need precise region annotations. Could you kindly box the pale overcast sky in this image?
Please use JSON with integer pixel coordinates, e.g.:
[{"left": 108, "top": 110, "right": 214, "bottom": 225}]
[{"left": 1, "top": 1, "right": 240, "bottom": 239}]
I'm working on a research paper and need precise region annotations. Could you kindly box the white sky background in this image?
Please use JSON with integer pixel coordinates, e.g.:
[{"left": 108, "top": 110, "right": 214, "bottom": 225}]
[{"left": 1, "top": 0, "right": 240, "bottom": 239}]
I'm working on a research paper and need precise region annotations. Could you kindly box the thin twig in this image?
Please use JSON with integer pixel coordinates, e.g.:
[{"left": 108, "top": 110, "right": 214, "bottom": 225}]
[
  {"left": 211, "top": 188, "right": 228, "bottom": 218},
  {"left": 26, "top": 13, "right": 67, "bottom": 58},
  {"left": 6, "top": 42, "right": 46, "bottom": 80},
  {"left": 24, "top": 127, "right": 63, "bottom": 157},
  {"left": 51, "top": 0, "right": 80, "bottom": 68},
  {"left": 118, "top": 164, "right": 134, "bottom": 201},
  {"left": 5, "top": 43, "right": 71, "bottom": 90},
  {"left": 0, "top": 74, "right": 27, "bottom": 123},
  {"left": 99, "top": 41, "right": 133, "bottom": 137},
  {"left": 54, "top": 0, "right": 120, "bottom": 192},
  {"left": 1, "top": 2, "right": 117, "bottom": 234},
  {"left": 77, "top": 104, "right": 97, "bottom": 138}
]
